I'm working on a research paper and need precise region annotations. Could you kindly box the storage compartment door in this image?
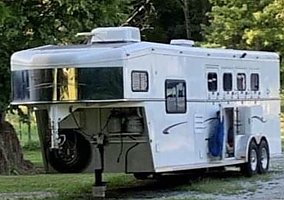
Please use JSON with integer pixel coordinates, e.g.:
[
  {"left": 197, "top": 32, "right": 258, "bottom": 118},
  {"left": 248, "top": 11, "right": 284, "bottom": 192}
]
[{"left": 236, "top": 105, "right": 264, "bottom": 136}]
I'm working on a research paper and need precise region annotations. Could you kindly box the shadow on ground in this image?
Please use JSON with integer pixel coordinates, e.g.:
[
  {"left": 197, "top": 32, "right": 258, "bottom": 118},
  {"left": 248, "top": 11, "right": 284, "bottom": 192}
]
[{"left": 63, "top": 168, "right": 246, "bottom": 200}]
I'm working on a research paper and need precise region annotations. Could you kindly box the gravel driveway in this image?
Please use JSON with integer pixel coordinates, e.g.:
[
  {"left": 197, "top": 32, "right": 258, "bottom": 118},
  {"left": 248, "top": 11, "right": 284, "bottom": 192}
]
[{"left": 105, "top": 155, "right": 284, "bottom": 200}]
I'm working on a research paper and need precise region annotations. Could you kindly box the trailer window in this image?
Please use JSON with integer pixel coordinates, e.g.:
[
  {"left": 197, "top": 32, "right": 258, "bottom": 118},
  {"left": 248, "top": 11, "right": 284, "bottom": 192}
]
[
  {"left": 250, "top": 73, "right": 259, "bottom": 91},
  {"left": 131, "top": 71, "right": 148, "bottom": 92},
  {"left": 207, "top": 73, "right": 218, "bottom": 92},
  {"left": 165, "top": 80, "right": 186, "bottom": 113},
  {"left": 223, "top": 73, "right": 232, "bottom": 91},
  {"left": 11, "top": 67, "right": 124, "bottom": 102},
  {"left": 237, "top": 73, "right": 246, "bottom": 91}
]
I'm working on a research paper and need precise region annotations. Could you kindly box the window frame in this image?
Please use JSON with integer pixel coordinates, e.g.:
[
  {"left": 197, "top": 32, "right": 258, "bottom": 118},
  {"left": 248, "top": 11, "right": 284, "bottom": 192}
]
[
  {"left": 223, "top": 73, "right": 233, "bottom": 92},
  {"left": 165, "top": 79, "right": 187, "bottom": 114},
  {"left": 207, "top": 72, "right": 218, "bottom": 92},
  {"left": 131, "top": 70, "right": 149, "bottom": 92},
  {"left": 250, "top": 73, "right": 259, "bottom": 92},
  {"left": 237, "top": 73, "right": 246, "bottom": 91}
]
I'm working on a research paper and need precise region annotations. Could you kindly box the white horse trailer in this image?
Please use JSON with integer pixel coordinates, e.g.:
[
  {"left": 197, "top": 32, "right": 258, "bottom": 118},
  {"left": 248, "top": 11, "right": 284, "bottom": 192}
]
[{"left": 11, "top": 27, "right": 281, "bottom": 186}]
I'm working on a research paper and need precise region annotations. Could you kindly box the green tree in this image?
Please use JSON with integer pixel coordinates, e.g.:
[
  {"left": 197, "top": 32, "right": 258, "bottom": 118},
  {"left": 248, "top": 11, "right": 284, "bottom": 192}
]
[
  {"left": 124, "top": 0, "right": 211, "bottom": 43},
  {"left": 0, "top": 1, "right": 10, "bottom": 23},
  {"left": 242, "top": 0, "right": 284, "bottom": 53},
  {"left": 204, "top": 0, "right": 270, "bottom": 48},
  {"left": 0, "top": 0, "right": 130, "bottom": 120},
  {"left": 204, "top": 0, "right": 284, "bottom": 74},
  {"left": 0, "top": 0, "right": 131, "bottom": 174},
  {"left": 180, "top": 0, "right": 211, "bottom": 40},
  {"left": 203, "top": 0, "right": 284, "bottom": 51},
  {"left": 149, "top": 0, "right": 210, "bottom": 42}
]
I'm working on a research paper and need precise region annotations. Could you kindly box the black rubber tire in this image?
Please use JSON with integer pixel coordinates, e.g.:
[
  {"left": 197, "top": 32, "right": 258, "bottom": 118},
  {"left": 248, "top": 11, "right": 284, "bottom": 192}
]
[
  {"left": 240, "top": 140, "right": 258, "bottom": 177},
  {"left": 258, "top": 140, "right": 270, "bottom": 174},
  {"left": 48, "top": 130, "right": 92, "bottom": 173}
]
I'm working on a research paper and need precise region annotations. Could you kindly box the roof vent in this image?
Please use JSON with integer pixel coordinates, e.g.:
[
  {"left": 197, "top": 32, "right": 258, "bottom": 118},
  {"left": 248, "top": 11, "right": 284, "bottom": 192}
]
[
  {"left": 170, "top": 39, "right": 195, "bottom": 47},
  {"left": 90, "top": 27, "right": 141, "bottom": 43}
]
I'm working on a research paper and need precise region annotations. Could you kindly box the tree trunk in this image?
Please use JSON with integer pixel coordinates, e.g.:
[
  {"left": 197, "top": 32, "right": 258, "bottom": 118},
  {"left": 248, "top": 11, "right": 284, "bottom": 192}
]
[
  {"left": 0, "top": 112, "right": 34, "bottom": 174},
  {"left": 27, "top": 107, "right": 32, "bottom": 143},
  {"left": 0, "top": 112, "right": 5, "bottom": 124},
  {"left": 183, "top": 0, "right": 191, "bottom": 39}
]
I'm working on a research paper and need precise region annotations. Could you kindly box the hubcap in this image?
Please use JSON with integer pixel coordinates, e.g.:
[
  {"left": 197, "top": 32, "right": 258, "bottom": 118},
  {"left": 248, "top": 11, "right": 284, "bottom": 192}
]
[
  {"left": 250, "top": 149, "right": 258, "bottom": 171},
  {"left": 260, "top": 147, "right": 268, "bottom": 169}
]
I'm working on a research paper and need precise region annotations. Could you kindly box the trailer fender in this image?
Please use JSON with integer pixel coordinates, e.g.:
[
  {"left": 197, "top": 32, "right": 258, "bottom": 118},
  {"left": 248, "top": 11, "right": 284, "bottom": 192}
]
[
  {"left": 258, "top": 136, "right": 269, "bottom": 145},
  {"left": 235, "top": 135, "right": 257, "bottom": 161},
  {"left": 243, "top": 135, "right": 266, "bottom": 162}
]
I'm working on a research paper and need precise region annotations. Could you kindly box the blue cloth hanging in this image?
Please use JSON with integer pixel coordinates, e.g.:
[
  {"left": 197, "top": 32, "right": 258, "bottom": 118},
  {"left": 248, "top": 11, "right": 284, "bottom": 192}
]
[{"left": 208, "top": 118, "right": 224, "bottom": 157}]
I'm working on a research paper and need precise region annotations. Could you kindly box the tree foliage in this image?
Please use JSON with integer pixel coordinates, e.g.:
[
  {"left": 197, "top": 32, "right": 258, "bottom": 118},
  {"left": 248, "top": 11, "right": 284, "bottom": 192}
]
[
  {"left": 0, "top": 0, "right": 212, "bottom": 116},
  {"left": 0, "top": 0, "right": 130, "bottom": 113},
  {"left": 181, "top": 0, "right": 211, "bottom": 40},
  {"left": 1, "top": 0, "right": 284, "bottom": 116},
  {"left": 150, "top": 0, "right": 210, "bottom": 43},
  {"left": 125, "top": 0, "right": 210, "bottom": 43},
  {"left": 204, "top": 0, "right": 284, "bottom": 72},
  {"left": 205, "top": 0, "right": 284, "bottom": 52},
  {"left": 243, "top": 0, "right": 284, "bottom": 53}
]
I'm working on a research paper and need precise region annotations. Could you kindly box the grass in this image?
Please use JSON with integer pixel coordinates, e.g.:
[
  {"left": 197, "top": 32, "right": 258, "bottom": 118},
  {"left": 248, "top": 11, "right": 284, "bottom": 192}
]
[
  {"left": 23, "top": 149, "right": 43, "bottom": 168},
  {"left": 0, "top": 173, "right": 137, "bottom": 199},
  {"left": 0, "top": 168, "right": 273, "bottom": 199},
  {"left": 0, "top": 174, "right": 93, "bottom": 193}
]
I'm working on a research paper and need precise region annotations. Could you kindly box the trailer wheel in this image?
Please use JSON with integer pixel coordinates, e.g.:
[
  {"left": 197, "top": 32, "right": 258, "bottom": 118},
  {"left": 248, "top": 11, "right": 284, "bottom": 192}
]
[
  {"left": 258, "top": 140, "right": 269, "bottom": 174},
  {"left": 241, "top": 140, "right": 258, "bottom": 177},
  {"left": 48, "top": 130, "right": 91, "bottom": 173}
]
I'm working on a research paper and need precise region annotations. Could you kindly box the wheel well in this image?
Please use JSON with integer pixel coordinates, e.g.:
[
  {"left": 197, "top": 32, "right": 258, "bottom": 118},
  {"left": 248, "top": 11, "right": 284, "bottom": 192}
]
[
  {"left": 259, "top": 136, "right": 268, "bottom": 146},
  {"left": 249, "top": 138, "right": 257, "bottom": 146},
  {"left": 249, "top": 137, "right": 257, "bottom": 150},
  {"left": 244, "top": 137, "right": 257, "bottom": 162},
  {"left": 245, "top": 136, "right": 269, "bottom": 162},
  {"left": 48, "top": 129, "right": 92, "bottom": 173}
]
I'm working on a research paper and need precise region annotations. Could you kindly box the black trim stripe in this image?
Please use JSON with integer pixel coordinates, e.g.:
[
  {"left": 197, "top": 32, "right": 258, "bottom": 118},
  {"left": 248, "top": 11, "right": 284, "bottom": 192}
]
[{"left": 11, "top": 97, "right": 280, "bottom": 105}]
